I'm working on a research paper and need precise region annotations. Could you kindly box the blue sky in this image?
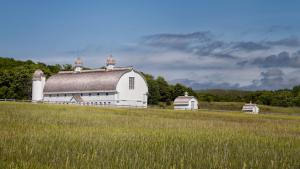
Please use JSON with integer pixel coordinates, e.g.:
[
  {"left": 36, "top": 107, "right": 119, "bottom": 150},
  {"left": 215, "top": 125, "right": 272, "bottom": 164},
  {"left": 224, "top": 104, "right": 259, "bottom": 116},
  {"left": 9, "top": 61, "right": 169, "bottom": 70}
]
[{"left": 1, "top": 0, "right": 300, "bottom": 90}]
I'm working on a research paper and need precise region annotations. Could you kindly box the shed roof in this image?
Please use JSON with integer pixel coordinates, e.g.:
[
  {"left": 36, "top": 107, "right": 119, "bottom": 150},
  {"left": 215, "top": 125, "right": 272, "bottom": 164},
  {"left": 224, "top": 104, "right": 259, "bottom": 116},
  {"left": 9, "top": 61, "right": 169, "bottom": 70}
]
[
  {"left": 242, "top": 103, "right": 258, "bottom": 110},
  {"left": 174, "top": 96, "right": 196, "bottom": 105},
  {"left": 43, "top": 68, "right": 132, "bottom": 93}
]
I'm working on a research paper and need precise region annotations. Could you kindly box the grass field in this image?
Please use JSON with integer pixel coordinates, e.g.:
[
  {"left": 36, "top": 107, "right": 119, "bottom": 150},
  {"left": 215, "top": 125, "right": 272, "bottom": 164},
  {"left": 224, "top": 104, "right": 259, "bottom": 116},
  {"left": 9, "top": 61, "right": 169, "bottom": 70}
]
[
  {"left": 0, "top": 102, "right": 300, "bottom": 169},
  {"left": 200, "top": 101, "right": 300, "bottom": 115}
]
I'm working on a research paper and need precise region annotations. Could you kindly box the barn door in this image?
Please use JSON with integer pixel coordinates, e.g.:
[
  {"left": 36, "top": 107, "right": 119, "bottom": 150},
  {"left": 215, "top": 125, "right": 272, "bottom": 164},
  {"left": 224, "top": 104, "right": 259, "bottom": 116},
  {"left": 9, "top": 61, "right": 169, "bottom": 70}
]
[{"left": 191, "top": 101, "right": 195, "bottom": 110}]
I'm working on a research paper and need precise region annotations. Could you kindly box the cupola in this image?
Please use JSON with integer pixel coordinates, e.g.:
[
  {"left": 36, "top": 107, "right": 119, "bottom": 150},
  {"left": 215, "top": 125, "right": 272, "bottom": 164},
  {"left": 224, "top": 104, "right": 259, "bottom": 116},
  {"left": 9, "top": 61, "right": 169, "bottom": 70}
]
[
  {"left": 106, "top": 55, "right": 116, "bottom": 70},
  {"left": 74, "top": 57, "right": 83, "bottom": 73},
  {"left": 184, "top": 92, "right": 188, "bottom": 96}
]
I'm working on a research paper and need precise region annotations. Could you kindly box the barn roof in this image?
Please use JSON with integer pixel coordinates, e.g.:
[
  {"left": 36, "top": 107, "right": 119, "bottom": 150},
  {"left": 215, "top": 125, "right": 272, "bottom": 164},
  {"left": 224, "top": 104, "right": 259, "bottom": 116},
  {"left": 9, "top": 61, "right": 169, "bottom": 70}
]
[
  {"left": 174, "top": 96, "right": 196, "bottom": 105},
  {"left": 242, "top": 103, "right": 258, "bottom": 110},
  {"left": 43, "top": 68, "right": 133, "bottom": 93}
]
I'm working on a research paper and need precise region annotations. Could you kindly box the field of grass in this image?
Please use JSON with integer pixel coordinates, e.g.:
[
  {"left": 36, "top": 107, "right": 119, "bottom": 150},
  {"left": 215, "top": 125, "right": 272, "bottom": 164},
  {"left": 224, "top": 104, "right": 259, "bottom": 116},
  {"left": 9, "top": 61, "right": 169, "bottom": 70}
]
[
  {"left": 200, "top": 101, "right": 300, "bottom": 115},
  {"left": 0, "top": 102, "right": 300, "bottom": 169}
]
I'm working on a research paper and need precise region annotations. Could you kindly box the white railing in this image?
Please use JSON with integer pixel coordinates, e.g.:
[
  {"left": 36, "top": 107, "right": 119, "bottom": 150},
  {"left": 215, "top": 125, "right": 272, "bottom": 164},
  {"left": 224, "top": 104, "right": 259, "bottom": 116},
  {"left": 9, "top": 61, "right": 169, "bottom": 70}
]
[{"left": 0, "top": 98, "right": 147, "bottom": 108}]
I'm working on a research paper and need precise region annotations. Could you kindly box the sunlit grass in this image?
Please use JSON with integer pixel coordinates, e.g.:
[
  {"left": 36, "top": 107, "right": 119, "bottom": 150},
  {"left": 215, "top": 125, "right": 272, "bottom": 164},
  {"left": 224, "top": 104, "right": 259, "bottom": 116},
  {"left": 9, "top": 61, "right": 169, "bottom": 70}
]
[
  {"left": 201, "top": 101, "right": 300, "bottom": 115},
  {"left": 0, "top": 102, "right": 300, "bottom": 168}
]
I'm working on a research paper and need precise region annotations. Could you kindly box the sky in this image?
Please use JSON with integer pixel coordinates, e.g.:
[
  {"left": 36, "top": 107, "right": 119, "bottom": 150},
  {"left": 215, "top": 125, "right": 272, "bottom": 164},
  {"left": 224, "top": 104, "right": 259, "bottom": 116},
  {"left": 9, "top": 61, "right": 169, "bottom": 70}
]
[{"left": 1, "top": 0, "right": 300, "bottom": 90}]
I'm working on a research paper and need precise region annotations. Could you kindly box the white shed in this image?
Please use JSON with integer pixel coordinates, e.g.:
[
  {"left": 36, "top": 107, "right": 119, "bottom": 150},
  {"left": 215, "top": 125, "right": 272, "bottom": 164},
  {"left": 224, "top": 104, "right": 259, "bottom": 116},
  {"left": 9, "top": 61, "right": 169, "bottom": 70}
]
[
  {"left": 174, "top": 92, "right": 198, "bottom": 110},
  {"left": 242, "top": 102, "right": 259, "bottom": 114}
]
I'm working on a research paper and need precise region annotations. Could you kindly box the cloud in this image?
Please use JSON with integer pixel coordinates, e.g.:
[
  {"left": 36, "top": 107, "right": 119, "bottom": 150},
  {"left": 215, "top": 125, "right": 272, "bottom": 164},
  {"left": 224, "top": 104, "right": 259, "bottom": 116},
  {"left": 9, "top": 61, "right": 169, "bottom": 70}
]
[
  {"left": 231, "top": 41, "right": 270, "bottom": 51},
  {"left": 140, "top": 32, "right": 300, "bottom": 65},
  {"left": 255, "top": 69, "right": 285, "bottom": 90},
  {"left": 236, "top": 60, "right": 248, "bottom": 66},
  {"left": 88, "top": 31, "right": 300, "bottom": 91},
  {"left": 170, "top": 69, "right": 300, "bottom": 91},
  {"left": 265, "top": 37, "right": 300, "bottom": 47},
  {"left": 142, "top": 31, "right": 213, "bottom": 49},
  {"left": 250, "top": 51, "right": 300, "bottom": 68},
  {"left": 125, "top": 32, "right": 300, "bottom": 90},
  {"left": 170, "top": 78, "right": 241, "bottom": 90},
  {"left": 243, "top": 69, "right": 300, "bottom": 90},
  {"left": 141, "top": 31, "right": 237, "bottom": 59}
]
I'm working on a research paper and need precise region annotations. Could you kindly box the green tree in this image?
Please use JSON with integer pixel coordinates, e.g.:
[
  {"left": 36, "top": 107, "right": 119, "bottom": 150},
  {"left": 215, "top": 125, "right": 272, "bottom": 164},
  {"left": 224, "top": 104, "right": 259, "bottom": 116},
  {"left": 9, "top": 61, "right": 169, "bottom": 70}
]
[
  {"left": 62, "top": 64, "right": 73, "bottom": 71},
  {"left": 270, "top": 90, "right": 293, "bottom": 107},
  {"left": 0, "top": 57, "right": 64, "bottom": 99},
  {"left": 292, "top": 85, "right": 300, "bottom": 96},
  {"left": 141, "top": 73, "right": 160, "bottom": 105},
  {"left": 156, "top": 76, "right": 172, "bottom": 103},
  {"left": 257, "top": 91, "right": 273, "bottom": 105},
  {"left": 172, "top": 83, "right": 186, "bottom": 100}
]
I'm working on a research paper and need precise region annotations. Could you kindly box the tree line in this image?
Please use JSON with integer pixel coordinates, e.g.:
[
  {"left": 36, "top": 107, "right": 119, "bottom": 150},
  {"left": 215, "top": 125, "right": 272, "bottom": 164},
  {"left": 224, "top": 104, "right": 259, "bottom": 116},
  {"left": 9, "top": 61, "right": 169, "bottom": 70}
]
[
  {"left": 1, "top": 57, "right": 300, "bottom": 107},
  {"left": 141, "top": 73, "right": 197, "bottom": 105},
  {"left": 0, "top": 57, "right": 197, "bottom": 103},
  {"left": 198, "top": 88, "right": 300, "bottom": 107},
  {"left": 0, "top": 57, "right": 73, "bottom": 99}
]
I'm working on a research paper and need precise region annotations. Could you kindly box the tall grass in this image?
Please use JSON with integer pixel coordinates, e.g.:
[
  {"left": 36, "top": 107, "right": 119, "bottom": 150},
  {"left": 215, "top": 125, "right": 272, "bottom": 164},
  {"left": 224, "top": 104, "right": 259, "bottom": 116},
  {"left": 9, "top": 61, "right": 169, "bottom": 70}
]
[
  {"left": 0, "top": 102, "right": 300, "bottom": 168},
  {"left": 200, "top": 101, "right": 300, "bottom": 114}
]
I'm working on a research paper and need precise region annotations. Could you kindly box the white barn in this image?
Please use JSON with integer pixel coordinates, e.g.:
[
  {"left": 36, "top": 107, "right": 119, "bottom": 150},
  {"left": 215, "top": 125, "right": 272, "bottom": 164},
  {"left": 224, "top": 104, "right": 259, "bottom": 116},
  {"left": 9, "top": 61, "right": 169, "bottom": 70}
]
[
  {"left": 32, "top": 56, "right": 148, "bottom": 108},
  {"left": 174, "top": 92, "right": 198, "bottom": 110},
  {"left": 242, "top": 102, "right": 259, "bottom": 114}
]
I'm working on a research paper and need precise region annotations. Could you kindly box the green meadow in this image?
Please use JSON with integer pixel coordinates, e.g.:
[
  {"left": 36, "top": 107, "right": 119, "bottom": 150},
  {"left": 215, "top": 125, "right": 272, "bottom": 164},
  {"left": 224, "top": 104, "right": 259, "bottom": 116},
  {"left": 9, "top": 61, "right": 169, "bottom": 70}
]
[
  {"left": 200, "top": 101, "right": 300, "bottom": 115},
  {"left": 0, "top": 102, "right": 300, "bottom": 169}
]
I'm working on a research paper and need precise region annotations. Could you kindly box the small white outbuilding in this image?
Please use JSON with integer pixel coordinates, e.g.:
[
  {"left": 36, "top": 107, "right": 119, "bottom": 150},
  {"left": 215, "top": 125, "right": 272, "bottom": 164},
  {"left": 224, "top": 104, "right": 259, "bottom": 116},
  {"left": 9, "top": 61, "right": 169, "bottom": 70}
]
[
  {"left": 242, "top": 102, "right": 259, "bottom": 114},
  {"left": 174, "top": 92, "right": 198, "bottom": 110}
]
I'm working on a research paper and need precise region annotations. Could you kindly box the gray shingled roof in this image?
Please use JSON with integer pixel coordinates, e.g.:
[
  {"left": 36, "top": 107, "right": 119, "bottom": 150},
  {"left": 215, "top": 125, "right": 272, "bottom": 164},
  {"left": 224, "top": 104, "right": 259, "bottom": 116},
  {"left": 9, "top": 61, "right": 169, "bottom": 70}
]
[
  {"left": 43, "top": 68, "right": 132, "bottom": 93},
  {"left": 242, "top": 103, "right": 258, "bottom": 110},
  {"left": 174, "top": 96, "right": 195, "bottom": 105}
]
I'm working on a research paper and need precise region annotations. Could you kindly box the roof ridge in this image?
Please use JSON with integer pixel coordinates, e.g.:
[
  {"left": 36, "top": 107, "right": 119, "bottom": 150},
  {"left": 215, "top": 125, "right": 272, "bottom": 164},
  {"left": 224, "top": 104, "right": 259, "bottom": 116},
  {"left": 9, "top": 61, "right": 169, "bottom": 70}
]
[{"left": 58, "top": 67, "right": 133, "bottom": 74}]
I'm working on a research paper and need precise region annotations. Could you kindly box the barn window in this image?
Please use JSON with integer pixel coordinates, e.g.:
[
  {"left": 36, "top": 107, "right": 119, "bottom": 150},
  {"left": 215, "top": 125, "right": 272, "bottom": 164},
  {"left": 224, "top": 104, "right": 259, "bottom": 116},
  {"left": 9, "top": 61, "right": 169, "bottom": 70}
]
[{"left": 129, "top": 77, "right": 135, "bottom": 90}]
